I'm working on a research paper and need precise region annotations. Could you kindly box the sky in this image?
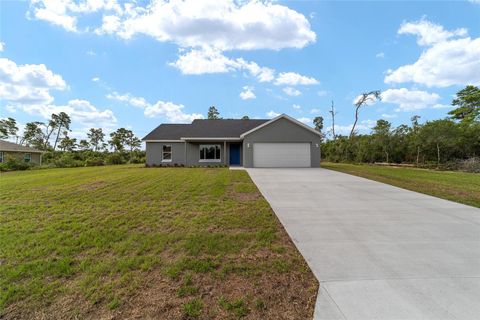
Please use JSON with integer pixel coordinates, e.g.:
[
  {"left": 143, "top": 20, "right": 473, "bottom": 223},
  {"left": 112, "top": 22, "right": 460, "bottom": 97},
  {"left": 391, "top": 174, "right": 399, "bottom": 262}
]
[{"left": 1, "top": 0, "right": 479, "bottom": 142}]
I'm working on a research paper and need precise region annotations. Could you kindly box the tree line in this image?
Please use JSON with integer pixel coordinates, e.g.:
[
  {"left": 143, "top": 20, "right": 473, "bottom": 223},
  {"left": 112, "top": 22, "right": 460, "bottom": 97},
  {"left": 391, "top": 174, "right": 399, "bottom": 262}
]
[
  {"left": 320, "top": 85, "right": 480, "bottom": 171},
  {"left": 0, "top": 113, "right": 144, "bottom": 169}
]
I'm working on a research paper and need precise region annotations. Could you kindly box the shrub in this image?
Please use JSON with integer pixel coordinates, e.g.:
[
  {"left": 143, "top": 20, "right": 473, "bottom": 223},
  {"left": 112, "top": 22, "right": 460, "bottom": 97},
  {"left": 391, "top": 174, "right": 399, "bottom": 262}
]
[
  {"left": 85, "top": 157, "right": 105, "bottom": 166},
  {"left": 128, "top": 156, "right": 145, "bottom": 164},
  {"left": 53, "top": 153, "right": 84, "bottom": 168},
  {"left": 0, "top": 156, "right": 33, "bottom": 171},
  {"left": 106, "top": 153, "right": 125, "bottom": 165}
]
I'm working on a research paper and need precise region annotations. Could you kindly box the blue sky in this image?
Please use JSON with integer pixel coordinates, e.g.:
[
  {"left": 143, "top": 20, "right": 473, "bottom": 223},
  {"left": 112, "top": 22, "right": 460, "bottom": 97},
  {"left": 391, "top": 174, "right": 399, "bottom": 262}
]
[{"left": 1, "top": 0, "right": 479, "bottom": 141}]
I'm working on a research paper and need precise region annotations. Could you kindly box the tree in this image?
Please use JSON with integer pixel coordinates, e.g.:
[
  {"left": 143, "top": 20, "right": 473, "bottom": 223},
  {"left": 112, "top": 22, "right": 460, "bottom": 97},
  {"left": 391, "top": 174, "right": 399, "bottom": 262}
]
[
  {"left": 78, "top": 139, "right": 90, "bottom": 151},
  {"left": 313, "top": 116, "right": 325, "bottom": 141},
  {"left": 108, "top": 128, "right": 130, "bottom": 152},
  {"left": 448, "top": 85, "right": 480, "bottom": 122},
  {"left": 350, "top": 90, "right": 381, "bottom": 138},
  {"left": 419, "top": 119, "right": 460, "bottom": 166},
  {"left": 410, "top": 115, "right": 422, "bottom": 165},
  {"left": 372, "top": 119, "right": 392, "bottom": 163},
  {"left": 21, "top": 122, "right": 45, "bottom": 149},
  {"left": 52, "top": 112, "right": 71, "bottom": 151},
  {"left": 87, "top": 128, "right": 106, "bottom": 151},
  {"left": 241, "top": 115, "right": 250, "bottom": 120},
  {"left": 328, "top": 101, "right": 337, "bottom": 140},
  {"left": 58, "top": 133, "right": 77, "bottom": 151},
  {"left": 125, "top": 130, "right": 141, "bottom": 153},
  {"left": 0, "top": 117, "right": 18, "bottom": 141},
  {"left": 208, "top": 106, "right": 220, "bottom": 119}
]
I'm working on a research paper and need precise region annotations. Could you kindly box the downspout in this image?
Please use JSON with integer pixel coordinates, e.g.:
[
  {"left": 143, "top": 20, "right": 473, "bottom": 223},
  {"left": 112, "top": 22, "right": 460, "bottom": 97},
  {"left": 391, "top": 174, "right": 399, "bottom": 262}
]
[{"left": 224, "top": 141, "right": 227, "bottom": 166}]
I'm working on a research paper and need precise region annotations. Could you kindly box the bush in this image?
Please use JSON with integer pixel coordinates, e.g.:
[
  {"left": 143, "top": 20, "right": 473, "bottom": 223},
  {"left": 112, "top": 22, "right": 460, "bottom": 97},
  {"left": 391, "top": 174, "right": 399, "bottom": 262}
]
[
  {"left": 0, "top": 156, "right": 33, "bottom": 171},
  {"left": 128, "top": 156, "right": 145, "bottom": 164},
  {"left": 53, "top": 153, "right": 84, "bottom": 168},
  {"left": 106, "top": 153, "right": 125, "bottom": 165},
  {"left": 85, "top": 157, "right": 105, "bottom": 166}
]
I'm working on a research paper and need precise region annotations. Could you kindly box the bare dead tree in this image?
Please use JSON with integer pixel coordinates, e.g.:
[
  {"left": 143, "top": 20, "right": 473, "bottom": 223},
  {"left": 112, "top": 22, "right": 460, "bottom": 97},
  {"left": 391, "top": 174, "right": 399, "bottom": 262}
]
[
  {"left": 350, "top": 90, "right": 381, "bottom": 139},
  {"left": 329, "top": 101, "right": 338, "bottom": 140}
]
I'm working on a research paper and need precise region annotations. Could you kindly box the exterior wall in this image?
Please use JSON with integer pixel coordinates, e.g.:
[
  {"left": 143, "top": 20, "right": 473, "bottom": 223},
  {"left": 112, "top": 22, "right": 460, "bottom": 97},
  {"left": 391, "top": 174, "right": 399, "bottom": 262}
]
[
  {"left": 186, "top": 142, "right": 228, "bottom": 166},
  {"left": 242, "top": 117, "right": 321, "bottom": 168},
  {"left": 1, "top": 151, "right": 42, "bottom": 164},
  {"left": 146, "top": 141, "right": 244, "bottom": 167},
  {"left": 145, "top": 142, "right": 186, "bottom": 166}
]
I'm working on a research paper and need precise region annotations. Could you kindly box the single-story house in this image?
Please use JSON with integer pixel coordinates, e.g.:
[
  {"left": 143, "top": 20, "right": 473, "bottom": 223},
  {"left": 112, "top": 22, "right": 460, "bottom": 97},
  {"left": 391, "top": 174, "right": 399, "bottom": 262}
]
[
  {"left": 0, "top": 140, "right": 44, "bottom": 165},
  {"left": 142, "top": 114, "right": 321, "bottom": 168}
]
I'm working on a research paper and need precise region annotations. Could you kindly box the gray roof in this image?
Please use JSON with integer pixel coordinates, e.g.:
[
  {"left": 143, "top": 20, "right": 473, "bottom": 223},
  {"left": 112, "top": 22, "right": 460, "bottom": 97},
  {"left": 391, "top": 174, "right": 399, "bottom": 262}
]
[
  {"left": 143, "top": 119, "right": 270, "bottom": 140},
  {"left": 0, "top": 140, "right": 44, "bottom": 153}
]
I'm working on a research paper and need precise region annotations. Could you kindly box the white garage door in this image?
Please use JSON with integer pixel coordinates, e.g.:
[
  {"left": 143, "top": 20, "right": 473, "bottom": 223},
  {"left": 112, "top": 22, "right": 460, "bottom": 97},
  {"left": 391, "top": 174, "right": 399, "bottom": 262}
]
[{"left": 253, "top": 143, "right": 311, "bottom": 167}]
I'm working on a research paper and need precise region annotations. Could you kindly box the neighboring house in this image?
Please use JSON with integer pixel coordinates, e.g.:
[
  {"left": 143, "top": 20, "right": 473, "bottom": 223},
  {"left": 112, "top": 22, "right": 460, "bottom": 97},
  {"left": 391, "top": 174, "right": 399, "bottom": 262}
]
[
  {"left": 143, "top": 114, "right": 322, "bottom": 168},
  {"left": 0, "top": 140, "right": 44, "bottom": 165}
]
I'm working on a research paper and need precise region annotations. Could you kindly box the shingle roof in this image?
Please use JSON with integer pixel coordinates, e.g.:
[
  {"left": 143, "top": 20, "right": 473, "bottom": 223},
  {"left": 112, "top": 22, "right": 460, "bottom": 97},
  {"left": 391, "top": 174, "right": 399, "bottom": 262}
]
[
  {"left": 0, "top": 140, "right": 44, "bottom": 153},
  {"left": 142, "top": 119, "right": 270, "bottom": 140}
]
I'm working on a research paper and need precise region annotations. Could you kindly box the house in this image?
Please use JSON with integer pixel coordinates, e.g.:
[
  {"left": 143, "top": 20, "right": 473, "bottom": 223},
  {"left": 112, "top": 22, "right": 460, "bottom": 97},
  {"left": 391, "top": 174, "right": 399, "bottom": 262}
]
[
  {"left": 142, "top": 114, "right": 322, "bottom": 168},
  {"left": 0, "top": 140, "right": 44, "bottom": 165}
]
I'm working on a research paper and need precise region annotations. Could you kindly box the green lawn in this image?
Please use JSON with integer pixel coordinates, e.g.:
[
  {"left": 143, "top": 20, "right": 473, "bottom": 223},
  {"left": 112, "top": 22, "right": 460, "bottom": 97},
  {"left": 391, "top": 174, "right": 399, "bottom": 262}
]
[
  {"left": 0, "top": 165, "right": 317, "bottom": 319},
  {"left": 322, "top": 162, "right": 480, "bottom": 208}
]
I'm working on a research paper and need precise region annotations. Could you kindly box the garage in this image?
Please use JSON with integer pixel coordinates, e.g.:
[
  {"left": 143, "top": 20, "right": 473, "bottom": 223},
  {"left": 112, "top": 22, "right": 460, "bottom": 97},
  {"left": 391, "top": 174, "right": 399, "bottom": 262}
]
[{"left": 253, "top": 143, "right": 311, "bottom": 167}]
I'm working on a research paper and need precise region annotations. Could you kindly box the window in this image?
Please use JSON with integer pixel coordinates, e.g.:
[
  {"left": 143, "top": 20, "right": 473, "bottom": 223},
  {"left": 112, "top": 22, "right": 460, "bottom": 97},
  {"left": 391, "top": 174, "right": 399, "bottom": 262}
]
[
  {"left": 0, "top": 152, "right": 3, "bottom": 163},
  {"left": 24, "top": 153, "right": 31, "bottom": 163},
  {"left": 162, "top": 145, "right": 172, "bottom": 162},
  {"left": 199, "top": 145, "right": 221, "bottom": 162}
]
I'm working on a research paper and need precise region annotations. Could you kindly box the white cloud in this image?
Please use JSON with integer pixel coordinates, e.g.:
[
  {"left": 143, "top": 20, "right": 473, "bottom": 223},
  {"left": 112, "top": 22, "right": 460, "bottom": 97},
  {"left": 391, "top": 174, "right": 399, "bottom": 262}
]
[
  {"left": 0, "top": 42, "right": 5, "bottom": 52},
  {"left": 239, "top": 86, "right": 256, "bottom": 100},
  {"left": 170, "top": 47, "right": 312, "bottom": 85},
  {"left": 469, "top": 0, "right": 480, "bottom": 3},
  {"left": 28, "top": 0, "right": 122, "bottom": 33},
  {"left": 283, "top": 87, "right": 302, "bottom": 96},
  {"left": 310, "top": 108, "right": 320, "bottom": 114},
  {"left": 292, "top": 104, "right": 301, "bottom": 110},
  {"left": 91, "top": 77, "right": 100, "bottom": 82},
  {"left": 30, "top": 0, "right": 315, "bottom": 51},
  {"left": 86, "top": 50, "right": 96, "bottom": 56},
  {"left": 385, "top": 20, "right": 480, "bottom": 87},
  {"left": 297, "top": 117, "right": 311, "bottom": 124},
  {"left": 0, "top": 57, "right": 66, "bottom": 105},
  {"left": 381, "top": 113, "right": 397, "bottom": 119},
  {"left": 169, "top": 47, "right": 237, "bottom": 75},
  {"left": 274, "top": 72, "right": 319, "bottom": 86},
  {"left": 99, "top": 0, "right": 315, "bottom": 51},
  {"left": 381, "top": 88, "right": 441, "bottom": 111},
  {"left": 15, "top": 99, "right": 117, "bottom": 128},
  {"left": 376, "top": 52, "right": 385, "bottom": 58},
  {"left": 317, "top": 90, "right": 328, "bottom": 96},
  {"left": 108, "top": 91, "right": 203, "bottom": 122},
  {"left": 398, "top": 19, "right": 467, "bottom": 46},
  {"left": 266, "top": 110, "right": 280, "bottom": 118}
]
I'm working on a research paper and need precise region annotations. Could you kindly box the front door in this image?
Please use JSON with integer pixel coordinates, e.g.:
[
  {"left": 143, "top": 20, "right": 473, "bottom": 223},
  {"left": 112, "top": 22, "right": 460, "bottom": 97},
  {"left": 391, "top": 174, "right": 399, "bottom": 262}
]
[{"left": 229, "top": 144, "right": 241, "bottom": 165}]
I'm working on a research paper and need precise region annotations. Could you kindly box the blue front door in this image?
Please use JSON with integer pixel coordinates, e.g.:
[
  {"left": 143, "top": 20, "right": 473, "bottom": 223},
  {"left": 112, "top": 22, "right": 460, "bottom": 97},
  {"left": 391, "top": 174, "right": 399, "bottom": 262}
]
[{"left": 229, "top": 144, "right": 241, "bottom": 165}]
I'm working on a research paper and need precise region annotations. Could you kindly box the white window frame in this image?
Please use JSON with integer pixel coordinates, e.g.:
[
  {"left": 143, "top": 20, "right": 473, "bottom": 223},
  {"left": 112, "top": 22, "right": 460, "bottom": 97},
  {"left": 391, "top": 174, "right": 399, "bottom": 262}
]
[
  {"left": 199, "top": 144, "right": 221, "bottom": 162},
  {"left": 24, "top": 153, "right": 31, "bottom": 163},
  {"left": 0, "top": 151, "right": 3, "bottom": 163},
  {"left": 162, "top": 144, "right": 172, "bottom": 162}
]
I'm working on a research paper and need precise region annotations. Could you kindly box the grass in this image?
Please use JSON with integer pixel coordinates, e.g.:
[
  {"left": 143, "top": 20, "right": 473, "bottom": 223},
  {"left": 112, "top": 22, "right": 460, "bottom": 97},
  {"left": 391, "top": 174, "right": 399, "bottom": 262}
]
[
  {"left": 0, "top": 165, "right": 317, "bottom": 319},
  {"left": 322, "top": 162, "right": 480, "bottom": 208}
]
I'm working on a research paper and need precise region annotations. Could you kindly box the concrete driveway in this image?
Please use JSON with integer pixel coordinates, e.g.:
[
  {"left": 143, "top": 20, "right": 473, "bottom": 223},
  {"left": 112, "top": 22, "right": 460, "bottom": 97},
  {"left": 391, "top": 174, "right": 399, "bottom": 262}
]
[{"left": 247, "top": 168, "right": 480, "bottom": 320}]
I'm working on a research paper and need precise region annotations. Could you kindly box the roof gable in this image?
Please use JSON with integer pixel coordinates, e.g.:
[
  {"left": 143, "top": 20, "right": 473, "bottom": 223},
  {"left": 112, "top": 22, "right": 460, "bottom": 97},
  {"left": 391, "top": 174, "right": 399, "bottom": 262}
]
[{"left": 240, "top": 114, "right": 321, "bottom": 138}]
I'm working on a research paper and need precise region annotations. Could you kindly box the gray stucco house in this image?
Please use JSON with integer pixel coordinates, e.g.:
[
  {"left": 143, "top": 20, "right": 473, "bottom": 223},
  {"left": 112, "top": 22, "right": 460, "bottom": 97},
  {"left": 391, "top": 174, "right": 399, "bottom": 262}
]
[{"left": 143, "top": 114, "right": 322, "bottom": 168}]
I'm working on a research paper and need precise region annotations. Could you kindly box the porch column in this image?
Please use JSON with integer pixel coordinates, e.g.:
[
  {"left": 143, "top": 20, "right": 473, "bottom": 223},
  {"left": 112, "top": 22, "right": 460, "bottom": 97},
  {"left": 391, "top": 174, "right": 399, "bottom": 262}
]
[{"left": 224, "top": 141, "right": 226, "bottom": 165}]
